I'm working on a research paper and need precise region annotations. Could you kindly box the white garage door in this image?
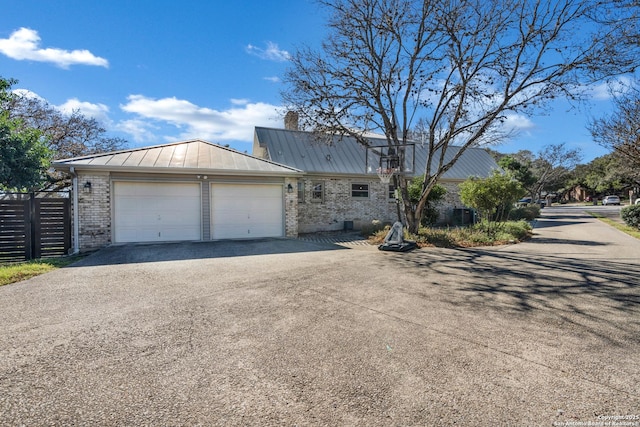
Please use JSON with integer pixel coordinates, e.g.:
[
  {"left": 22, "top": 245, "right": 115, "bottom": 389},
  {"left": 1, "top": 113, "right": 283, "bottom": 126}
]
[
  {"left": 211, "top": 184, "right": 283, "bottom": 239},
  {"left": 114, "top": 182, "right": 201, "bottom": 243}
]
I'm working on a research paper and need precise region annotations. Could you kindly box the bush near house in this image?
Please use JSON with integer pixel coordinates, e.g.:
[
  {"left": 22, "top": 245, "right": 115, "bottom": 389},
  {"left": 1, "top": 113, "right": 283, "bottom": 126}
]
[
  {"left": 508, "top": 205, "right": 541, "bottom": 221},
  {"left": 621, "top": 205, "right": 640, "bottom": 229},
  {"left": 459, "top": 171, "right": 526, "bottom": 238},
  {"left": 369, "top": 220, "right": 533, "bottom": 248}
]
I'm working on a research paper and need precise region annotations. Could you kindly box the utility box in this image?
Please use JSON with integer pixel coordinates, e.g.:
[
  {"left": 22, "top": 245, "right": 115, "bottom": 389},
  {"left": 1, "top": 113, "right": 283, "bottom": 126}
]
[{"left": 451, "top": 208, "right": 475, "bottom": 225}]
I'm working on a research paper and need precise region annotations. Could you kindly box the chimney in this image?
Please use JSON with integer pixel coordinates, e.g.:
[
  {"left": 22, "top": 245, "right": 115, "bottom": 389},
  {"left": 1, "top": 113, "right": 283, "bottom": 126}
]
[{"left": 284, "top": 111, "right": 299, "bottom": 131}]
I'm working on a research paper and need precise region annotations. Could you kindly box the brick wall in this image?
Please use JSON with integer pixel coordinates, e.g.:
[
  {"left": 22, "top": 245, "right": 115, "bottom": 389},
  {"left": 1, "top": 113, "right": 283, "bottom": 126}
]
[
  {"left": 71, "top": 171, "right": 469, "bottom": 248},
  {"left": 297, "top": 177, "right": 470, "bottom": 232},
  {"left": 76, "top": 172, "right": 111, "bottom": 252},
  {"left": 437, "top": 181, "right": 465, "bottom": 224},
  {"left": 297, "top": 177, "right": 397, "bottom": 233},
  {"left": 284, "top": 178, "right": 298, "bottom": 237}
]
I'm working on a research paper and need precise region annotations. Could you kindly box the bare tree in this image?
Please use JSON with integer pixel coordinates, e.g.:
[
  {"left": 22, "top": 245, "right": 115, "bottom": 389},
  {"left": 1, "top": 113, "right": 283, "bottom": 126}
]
[
  {"left": 4, "top": 93, "right": 127, "bottom": 190},
  {"left": 283, "top": 0, "right": 640, "bottom": 232},
  {"left": 530, "top": 143, "right": 582, "bottom": 200},
  {"left": 589, "top": 83, "right": 640, "bottom": 171},
  {"left": 7, "top": 95, "right": 126, "bottom": 160}
]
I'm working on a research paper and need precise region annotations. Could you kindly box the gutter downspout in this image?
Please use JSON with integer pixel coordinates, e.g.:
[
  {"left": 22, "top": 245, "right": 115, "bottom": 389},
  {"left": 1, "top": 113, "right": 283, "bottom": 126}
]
[{"left": 69, "top": 167, "right": 80, "bottom": 254}]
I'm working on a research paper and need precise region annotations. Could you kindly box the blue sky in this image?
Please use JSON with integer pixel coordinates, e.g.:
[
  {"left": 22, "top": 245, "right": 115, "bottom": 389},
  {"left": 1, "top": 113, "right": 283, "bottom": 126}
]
[{"left": 0, "top": 0, "right": 630, "bottom": 163}]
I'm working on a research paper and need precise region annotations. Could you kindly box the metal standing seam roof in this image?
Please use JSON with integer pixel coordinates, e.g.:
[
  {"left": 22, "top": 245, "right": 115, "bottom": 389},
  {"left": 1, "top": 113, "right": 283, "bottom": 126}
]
[
  {"left": 52, "top": 139, "right": 302, "bottom": 175},
  {"left": 254, "top": 127, "right": 500, "bottom": 180}
]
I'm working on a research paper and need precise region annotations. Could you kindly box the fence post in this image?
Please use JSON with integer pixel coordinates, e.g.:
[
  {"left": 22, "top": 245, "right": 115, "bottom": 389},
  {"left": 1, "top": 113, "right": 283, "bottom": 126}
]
[
  {"left": 22, "top": 194, "right": 33, "bottom": 260},
  {"left": 30, "top": 192, "right": 38, "bottom": 260}
]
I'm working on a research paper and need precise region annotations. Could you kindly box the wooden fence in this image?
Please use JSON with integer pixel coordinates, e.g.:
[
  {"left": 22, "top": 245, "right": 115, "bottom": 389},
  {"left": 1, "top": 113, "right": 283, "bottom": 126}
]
[{"left": 0, "top": 193, "right": 71, "bottom": 262}]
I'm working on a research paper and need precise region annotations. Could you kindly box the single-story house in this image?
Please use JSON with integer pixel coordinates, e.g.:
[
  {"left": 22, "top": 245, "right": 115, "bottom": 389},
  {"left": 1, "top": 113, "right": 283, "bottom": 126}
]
[
  {"left": 53, "top": 122, "right": 498, "bottom": 253},
  {"left": 253, "top": 125, "right": 499, "bottom": 233}
]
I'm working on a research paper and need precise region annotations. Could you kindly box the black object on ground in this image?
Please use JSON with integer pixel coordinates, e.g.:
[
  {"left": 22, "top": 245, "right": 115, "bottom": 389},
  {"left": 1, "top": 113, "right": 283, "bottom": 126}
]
[{"left": 378, "top": 221, "right": 418, "bottom": 252}]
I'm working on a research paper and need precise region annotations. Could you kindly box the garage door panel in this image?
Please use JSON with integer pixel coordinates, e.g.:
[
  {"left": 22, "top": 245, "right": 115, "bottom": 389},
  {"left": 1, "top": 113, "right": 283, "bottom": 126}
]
[
  {"left": 116, "top": 226, "right": 161, "bottom": 242},
  {"left": 211, "top": 184, "right": 283, "bottom": 240},
  {"left": 114, "top": 182, "right": 201, "bottom": 243}
]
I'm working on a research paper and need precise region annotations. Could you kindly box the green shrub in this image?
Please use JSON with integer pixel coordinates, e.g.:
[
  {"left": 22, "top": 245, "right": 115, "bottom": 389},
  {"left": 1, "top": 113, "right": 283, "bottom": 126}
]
[
  {"left": 407, "top": 179, "right": 447, "bottom": 226},
  {"left": 499, "top": 220, "right": 533, "bottom": 240},
  {"left": 416, "top": 227, "right": 457, "bottom": 247},
  {"left": 421, "top": 207, "right": 440, "bottom": 226},
  {"left": 463, "top": 220, "right": 532, "bottom": 243},
  {"left": 367, "top": 220, "right": 532, "bottom": 247},
  {"left": 508, "top": 205, "right": 540, "bottom": 221},
  {"left": 621, "top": 205, "right": 640, "bottom": 229}
]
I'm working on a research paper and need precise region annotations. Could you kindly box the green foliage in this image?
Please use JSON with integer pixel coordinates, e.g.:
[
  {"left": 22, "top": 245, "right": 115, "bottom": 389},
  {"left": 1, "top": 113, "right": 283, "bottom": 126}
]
[
  {"left": 452, "top": 220, "right": 531, "bottom": 244},
  {"left": 407, "top": 178, "right": 446, "bottom": 204},
  {"left": 508, "top": 205, "right": 541, "bottom": 221},
  {"left": 498, "top": 155, "right": 536, "bottom": 189},
  {"left": 407, "top": 178, "right": 447, "bottom": 226},
  {"left": 574, "top": 154, "right": 634, "bottom": 195},
  {"left": 0, "top": 114, "right": 51, "bottom": 191},
  {"left": 0, "top": 77, "right": 51, "bottom": 190},
  {"left": 0, "top": 256, "right": 83, "bottom": 286},
  {"left": 498, "top": 220, "right": 535, "bottom": 241},
  {"left": 2, "top": 76, "right": 127, "bottom": 191},
  {"left": 0, "top": 77, "right": 18, "bottom": 103},
  {"left": 621, "top": 205, "right": 640, "bottom": 229},
  {"left": 368, "top": 220, "right": 532, "bottom": 248},
  {"left": 459, "top": 171, "right": 525, "bottom": 223}
]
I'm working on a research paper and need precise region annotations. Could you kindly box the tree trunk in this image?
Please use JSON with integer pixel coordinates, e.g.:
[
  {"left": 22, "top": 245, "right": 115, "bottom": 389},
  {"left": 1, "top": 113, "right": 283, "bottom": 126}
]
[
  {"left": 403, "top": 191, "right": 428, "bottom": 234},
  {"left": 398, "top": 183, "right": 420, "bottom": 234},
  {"left": 410, "top": 196, "right": 428, "bottom": 234}
]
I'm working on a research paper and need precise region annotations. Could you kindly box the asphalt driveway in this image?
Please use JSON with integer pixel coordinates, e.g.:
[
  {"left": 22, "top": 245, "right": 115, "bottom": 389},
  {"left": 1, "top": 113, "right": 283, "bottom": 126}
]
[{"left": 1, "top": 206, "right": 638, "bottom": 426}]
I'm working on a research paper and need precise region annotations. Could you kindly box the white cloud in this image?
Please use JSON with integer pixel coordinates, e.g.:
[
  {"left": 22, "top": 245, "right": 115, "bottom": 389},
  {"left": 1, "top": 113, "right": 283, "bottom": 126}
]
[
  {"left": 12, "top": 88, "right": 45, "bottom": 101},
  {"left": 56, "top": 98, "right": 111, "bottom": 124},
  {"left": 264, "top": 76, "right": 281, "bottom": 83},
  {"left": 116, "top": 119, "right": 159, "bottom": 143},
  {"left": 120, "top": 95, "right": 282, "bottom": 143},
  {"left": 9, "top": 89, "right": 283, "bottom": 146},
  {"left": 246, "top": 41, "right": 290, "bottom": 62},
  {"left": 587, "top": 76, "right": 634, "bottom": 101},
  {"left": 501, "top": 113, "right": 535, "bottom": 132},
  {"left": 0, "top": 27, "right": 108, "bottom": 68},
  {"left": 14, "top": 89, "right": 113, "bottom": 127}
]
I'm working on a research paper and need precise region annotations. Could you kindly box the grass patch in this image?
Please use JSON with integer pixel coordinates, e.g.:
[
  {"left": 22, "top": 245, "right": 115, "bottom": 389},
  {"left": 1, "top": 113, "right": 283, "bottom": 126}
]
[
  {"left": 0, "top": 256, "right": 83, "bottom": 287},
  {"left": 369, "top": 220, "right": 533, "bottom": 248},
  {"left": 586, "top": 211, "right": 640, "bottom": 240}
]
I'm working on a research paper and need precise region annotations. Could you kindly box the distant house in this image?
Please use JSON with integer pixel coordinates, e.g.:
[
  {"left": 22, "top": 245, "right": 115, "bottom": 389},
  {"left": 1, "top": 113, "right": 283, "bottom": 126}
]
[
  {"left": 565, "top": 185, "right": 589, "bottom": 202},
  {"left": 253, "top": 123, "right": 499, "bottom": 233},
  {"left": 52, "top": 121, "right": 498, "bottom": 253}
]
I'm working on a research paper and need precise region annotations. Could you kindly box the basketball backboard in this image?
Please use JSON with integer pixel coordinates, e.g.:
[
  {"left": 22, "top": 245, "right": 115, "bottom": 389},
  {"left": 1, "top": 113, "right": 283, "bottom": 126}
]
[{"left": 365, "top": 143, "right": 415, "bottom": 176}]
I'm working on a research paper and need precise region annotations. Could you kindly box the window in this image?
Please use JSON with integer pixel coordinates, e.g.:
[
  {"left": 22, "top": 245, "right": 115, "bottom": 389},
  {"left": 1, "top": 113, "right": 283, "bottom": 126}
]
[
  {"left": 351, "top": 183, "right": 369, "bottom": 198},
  {"left": 297, "top": 181, "right": 305, "bottom": 203},
  {"left": 311, "top": 181, "right": 324, "bottom": 202},
  {"left": 389, "top": 184, "right": 396, "bottom": 200}
]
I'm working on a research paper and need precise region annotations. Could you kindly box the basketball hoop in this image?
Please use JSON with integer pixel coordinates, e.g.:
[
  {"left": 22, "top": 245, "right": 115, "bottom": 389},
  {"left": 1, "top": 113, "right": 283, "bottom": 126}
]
[{"left": 376, "top": 167, "right": 397, "bottom": 184}]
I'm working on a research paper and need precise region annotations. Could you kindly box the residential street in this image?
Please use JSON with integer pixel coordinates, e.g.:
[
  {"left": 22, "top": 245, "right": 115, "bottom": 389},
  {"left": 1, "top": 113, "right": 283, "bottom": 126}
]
[{"left": 0, "top": 206, "right": 638, "bottom": 426}]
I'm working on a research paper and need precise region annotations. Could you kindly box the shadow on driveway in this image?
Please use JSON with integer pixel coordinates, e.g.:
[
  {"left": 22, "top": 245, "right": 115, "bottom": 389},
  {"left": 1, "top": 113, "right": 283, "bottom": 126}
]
[
  {"left": 72, "top": 238, "right": 346, "bottom": 267},
  {"left": 380, "top": 247, "right": 640, "bottom": 344}
]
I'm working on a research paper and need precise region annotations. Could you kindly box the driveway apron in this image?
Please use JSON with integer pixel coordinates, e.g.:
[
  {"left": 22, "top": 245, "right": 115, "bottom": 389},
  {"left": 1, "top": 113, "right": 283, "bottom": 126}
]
[{"left": 0, "top": 206, "right": 638, "bottom": 426}]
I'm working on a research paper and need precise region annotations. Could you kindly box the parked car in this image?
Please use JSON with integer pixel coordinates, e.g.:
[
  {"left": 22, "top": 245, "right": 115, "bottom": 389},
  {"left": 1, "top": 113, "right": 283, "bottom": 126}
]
[{"left": 602, "top": 195, "right": 621, "bottom": 206}]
